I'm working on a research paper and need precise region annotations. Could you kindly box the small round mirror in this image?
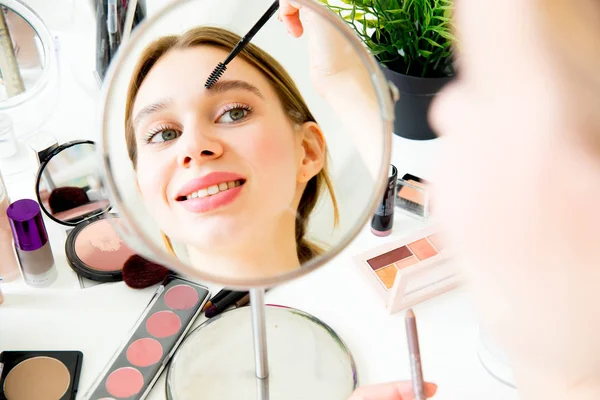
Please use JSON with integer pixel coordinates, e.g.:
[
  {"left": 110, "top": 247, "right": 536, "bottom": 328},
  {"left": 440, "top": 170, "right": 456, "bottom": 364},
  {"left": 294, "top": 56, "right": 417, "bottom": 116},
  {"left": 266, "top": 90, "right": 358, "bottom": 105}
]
[
  {"left": 36, "top": 141, "right": 110, "bottom": 225},
  {"left": 0, "top": 0, "right": 58, "bottom": 139}
]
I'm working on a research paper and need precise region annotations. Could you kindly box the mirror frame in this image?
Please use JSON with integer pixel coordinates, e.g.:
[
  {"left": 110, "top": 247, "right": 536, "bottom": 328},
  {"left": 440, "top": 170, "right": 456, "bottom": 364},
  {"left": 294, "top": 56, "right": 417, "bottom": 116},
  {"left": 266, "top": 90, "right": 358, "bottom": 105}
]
[
  {"left": 36, "top": 139, "right": 110, "bottom": 227},
  {"left": 0, "top": 0, "right": 56, "bottom": 110},
  {"left": 97, "top": 0, "right": 395, "bottom": 289}
]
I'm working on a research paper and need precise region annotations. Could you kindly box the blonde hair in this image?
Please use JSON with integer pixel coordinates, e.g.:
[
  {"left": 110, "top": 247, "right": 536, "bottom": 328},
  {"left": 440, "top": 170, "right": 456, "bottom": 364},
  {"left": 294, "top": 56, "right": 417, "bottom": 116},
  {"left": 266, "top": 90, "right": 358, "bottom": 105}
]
[{"left": 125, "top": 26, "right": 339, "bottom": 263}]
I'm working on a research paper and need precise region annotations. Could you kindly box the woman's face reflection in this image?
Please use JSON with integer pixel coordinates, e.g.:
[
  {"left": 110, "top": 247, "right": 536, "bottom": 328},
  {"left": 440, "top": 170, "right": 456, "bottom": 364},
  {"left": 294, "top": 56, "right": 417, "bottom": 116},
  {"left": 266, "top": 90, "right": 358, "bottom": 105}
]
[{"left": 131, "top": 46, "right": 321, "bottom": 266}]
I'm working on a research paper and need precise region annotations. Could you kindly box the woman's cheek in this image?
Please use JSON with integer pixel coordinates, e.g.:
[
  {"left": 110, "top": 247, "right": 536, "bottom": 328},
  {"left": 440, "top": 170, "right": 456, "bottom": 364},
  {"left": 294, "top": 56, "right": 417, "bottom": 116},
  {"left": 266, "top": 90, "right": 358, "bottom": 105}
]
[
  {"left": 136, "top": 155, "right": 170, "bottom": 213},
  {"left": 241, "top": 127, "right": 299, "bottom": 198}
]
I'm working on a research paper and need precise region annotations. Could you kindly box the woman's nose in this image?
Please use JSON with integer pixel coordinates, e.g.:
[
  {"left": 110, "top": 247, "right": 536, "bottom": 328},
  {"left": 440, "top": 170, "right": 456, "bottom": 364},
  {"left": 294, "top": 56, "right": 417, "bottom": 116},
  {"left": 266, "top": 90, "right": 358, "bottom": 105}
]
[{"left": 178, "top": 130, "right": 224, "bottom": 167}]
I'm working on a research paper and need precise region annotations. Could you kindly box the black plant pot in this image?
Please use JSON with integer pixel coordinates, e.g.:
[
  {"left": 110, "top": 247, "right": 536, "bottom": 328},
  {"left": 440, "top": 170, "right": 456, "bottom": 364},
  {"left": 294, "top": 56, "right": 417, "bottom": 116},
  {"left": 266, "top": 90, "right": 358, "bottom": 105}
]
[{"left": 381, "top": 65, "right": 454, "bottom": 141}]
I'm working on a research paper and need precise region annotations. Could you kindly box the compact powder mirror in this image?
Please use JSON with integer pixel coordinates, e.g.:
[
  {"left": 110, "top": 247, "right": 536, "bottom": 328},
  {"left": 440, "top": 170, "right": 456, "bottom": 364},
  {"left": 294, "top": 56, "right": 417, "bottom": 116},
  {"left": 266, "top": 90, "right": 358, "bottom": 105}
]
[
  {"left": 0, "top": 350, "right": 83, "bottom": 400},
  {"left": 35, "top": 140, "right": 135, "bottom": 283}
]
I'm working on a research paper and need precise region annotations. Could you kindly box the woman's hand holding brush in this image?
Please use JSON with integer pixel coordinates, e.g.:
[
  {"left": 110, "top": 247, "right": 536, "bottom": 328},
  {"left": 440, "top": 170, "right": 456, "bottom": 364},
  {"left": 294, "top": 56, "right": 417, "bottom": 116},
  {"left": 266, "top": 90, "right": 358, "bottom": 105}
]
[{"left": 278, "top": 0, "right": 388, "bottom": 179}]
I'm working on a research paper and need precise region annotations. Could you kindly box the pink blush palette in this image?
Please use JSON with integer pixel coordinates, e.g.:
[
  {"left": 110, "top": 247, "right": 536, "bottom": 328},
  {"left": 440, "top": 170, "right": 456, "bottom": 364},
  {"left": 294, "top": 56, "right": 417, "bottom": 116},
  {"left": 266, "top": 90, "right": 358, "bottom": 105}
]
[
  {"left": 86, "top": 276, "right": 209, "bottom": 400},
  {"left": 353, "top": 227, "right": 461, "bottom": 314}
]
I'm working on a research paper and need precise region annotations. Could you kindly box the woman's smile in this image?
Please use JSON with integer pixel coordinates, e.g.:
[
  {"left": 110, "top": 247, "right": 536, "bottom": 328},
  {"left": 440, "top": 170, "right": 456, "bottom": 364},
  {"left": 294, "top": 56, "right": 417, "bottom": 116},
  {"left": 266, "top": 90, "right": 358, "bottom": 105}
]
[{"left": 175, "top": 171, "right": 247, "bottom": 213}]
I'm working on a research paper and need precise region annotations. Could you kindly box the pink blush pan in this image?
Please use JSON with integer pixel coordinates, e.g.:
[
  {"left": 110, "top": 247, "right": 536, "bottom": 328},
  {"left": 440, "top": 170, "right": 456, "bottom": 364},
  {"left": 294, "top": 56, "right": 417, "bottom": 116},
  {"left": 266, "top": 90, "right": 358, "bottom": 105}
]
[
  {"left": 146, "top": 311, "right": 182, "bottom": 338},
  {"left": 126, "top": 338, "right": 163, "bottom": 367},
  {"left": 106, "top": 367, "right": 144, "bottom": 398},
  {"left": 165, "top": 285, "right": 200, "bottom": 310},
  {"left": 65, "top": 217, "right": 136, "bottom": 282},
  {"left": 74, "top": 219, "right": 135, "bottom": 271}
]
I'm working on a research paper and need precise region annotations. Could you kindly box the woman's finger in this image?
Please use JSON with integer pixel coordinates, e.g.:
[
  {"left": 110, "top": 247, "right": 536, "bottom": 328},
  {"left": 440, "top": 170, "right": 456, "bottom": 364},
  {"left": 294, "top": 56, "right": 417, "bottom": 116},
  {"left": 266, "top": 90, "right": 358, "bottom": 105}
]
[
  {"left": 278, "top": 0, "right": 304, "bottom": 37},
  {"left": 347, "top": 382, "right": 438, "bottom": 400}
]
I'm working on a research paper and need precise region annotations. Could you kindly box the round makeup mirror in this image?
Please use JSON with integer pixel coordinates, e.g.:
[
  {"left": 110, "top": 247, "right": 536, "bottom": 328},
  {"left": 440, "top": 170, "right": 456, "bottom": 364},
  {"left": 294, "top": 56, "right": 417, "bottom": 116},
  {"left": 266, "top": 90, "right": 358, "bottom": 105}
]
[
  {"left": 36, "top": 141, "right": 110, "bottom": 225},
  {"left": 99, "top": 0, "right": 394, "bottom": 398},
  {"left": 0, "top": 0, "right": 58, "bottom": 139}
]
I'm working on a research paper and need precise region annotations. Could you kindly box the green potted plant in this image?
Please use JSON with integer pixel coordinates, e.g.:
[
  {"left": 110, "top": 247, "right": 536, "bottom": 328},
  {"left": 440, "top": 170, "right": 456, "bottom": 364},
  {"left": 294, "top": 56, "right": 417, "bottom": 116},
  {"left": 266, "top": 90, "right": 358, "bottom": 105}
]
[{"left": 321, "top": 0, "right": 457, "bottom": 140}]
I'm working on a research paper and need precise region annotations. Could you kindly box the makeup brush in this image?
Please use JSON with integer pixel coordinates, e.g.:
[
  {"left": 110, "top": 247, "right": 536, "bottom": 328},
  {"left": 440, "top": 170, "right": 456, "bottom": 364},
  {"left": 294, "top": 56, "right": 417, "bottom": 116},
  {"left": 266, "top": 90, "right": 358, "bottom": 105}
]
[
  {"left": 49, "top": 187, "right": 90, "bottom": 214},
  {"left": 122, "top": 254, "right": 171, "bottom": 289},
  {"left": 204, "top": 0, "right": 279, "bottom": 89},
  {"left": 0, "top": 7, "right": 25, "bottom": 97}
]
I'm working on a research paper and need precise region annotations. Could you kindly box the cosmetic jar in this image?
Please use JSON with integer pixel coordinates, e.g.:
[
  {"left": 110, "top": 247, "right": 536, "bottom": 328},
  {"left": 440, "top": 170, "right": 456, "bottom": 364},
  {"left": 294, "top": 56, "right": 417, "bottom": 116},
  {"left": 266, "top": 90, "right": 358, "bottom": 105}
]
[
  {"left": 0, "top": 173, "right": 20, "bottom": 282},
  {"left": 0, "top": 114, "right": 18, "bottom": 158},
  {"left": 7, "top": 198, "right": 57, "bottom": 287}
]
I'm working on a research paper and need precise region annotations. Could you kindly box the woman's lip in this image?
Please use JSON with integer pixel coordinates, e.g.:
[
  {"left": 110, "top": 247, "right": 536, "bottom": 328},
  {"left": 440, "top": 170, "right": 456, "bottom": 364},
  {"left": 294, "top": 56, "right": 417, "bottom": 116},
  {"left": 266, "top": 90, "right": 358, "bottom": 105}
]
[
  {"left": 178, "top": 184, "right": 244, "bottom": 213},
  {"left": 176, "top": 172, "right": 246, "bottom": 199}
]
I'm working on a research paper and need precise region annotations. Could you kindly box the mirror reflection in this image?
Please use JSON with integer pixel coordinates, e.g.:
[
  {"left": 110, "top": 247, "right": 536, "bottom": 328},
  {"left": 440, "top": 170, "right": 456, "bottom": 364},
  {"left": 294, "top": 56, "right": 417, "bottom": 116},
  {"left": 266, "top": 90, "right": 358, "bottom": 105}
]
[
  {"left": 0, "top": 5, "right": 44, "bottom": 100},
  {"left": 102, "top": 0, "right": 389, "bottom": 285},
  {"left": 37, "top": 142, "right": 110, "bottom": 224}
]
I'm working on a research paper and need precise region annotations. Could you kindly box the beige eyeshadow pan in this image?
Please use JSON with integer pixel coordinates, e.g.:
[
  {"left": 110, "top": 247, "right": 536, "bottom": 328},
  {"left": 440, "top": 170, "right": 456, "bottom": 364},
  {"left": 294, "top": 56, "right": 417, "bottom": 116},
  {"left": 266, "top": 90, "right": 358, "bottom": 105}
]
[
  {"left": 3, "top": 356, "right": 71, "bottom": 400},
  {"left": 427, "top": 233, "right": 444, "bottom": 252},
  {"left": 397, "top": 180, "right": 425, "bottom": 205},
  {"left": 407, "top": 238, "right": 438, "bottom": 261},
  {"left": 395, "top": 255, "right": 419, "bottom": 270}
]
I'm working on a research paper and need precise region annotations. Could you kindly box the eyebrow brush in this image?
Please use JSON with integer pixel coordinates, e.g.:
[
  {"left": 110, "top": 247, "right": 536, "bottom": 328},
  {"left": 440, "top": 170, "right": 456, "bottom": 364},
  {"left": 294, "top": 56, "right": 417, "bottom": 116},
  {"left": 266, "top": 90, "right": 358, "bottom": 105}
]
[{"left": 204, "top": 0, "right": 279, "bottom": 89}]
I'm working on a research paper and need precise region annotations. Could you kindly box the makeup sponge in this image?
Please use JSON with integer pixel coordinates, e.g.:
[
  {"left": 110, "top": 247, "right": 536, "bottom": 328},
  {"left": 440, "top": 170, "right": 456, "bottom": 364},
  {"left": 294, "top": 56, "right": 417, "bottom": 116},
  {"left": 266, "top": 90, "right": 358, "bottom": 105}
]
[
  {"left": 49, "top": 187, "right": 89, "bottom": 213},
  {"left": 122, "top": 255, "right": 171, "bottom": 289}
]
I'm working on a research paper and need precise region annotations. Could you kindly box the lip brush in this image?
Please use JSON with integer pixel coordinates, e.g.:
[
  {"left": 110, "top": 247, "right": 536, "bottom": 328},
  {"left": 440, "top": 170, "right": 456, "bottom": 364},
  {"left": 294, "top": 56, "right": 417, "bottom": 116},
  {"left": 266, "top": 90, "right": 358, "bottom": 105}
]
[{"left": 204, "top": 0, "right": 279, "bottom": 89}]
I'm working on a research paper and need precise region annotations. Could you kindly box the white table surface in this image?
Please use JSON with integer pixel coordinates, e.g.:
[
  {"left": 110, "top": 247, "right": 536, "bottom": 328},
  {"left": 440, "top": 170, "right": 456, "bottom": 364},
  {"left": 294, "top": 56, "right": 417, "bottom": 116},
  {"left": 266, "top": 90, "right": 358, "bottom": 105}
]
[{"left": 0, "top": 2, "right": 519, "bottom": 399}]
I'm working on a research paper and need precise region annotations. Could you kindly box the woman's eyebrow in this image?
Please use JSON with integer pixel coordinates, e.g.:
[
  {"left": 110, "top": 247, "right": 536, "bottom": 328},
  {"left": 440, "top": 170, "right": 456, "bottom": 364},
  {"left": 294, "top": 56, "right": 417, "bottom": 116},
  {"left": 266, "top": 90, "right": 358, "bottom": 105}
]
[
  {"left": 134, "top": 98, "right": 174, "bottom": 128},
  {"left": 206, "top": 79, "right": 264, "bottom": 99}
]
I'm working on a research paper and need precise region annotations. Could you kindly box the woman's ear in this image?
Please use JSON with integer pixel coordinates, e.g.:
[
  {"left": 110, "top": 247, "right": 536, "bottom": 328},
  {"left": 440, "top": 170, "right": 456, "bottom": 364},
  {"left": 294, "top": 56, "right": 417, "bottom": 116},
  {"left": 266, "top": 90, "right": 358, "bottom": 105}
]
[{"left": 297, "top": 121, "right": 326, "bottom": 183}]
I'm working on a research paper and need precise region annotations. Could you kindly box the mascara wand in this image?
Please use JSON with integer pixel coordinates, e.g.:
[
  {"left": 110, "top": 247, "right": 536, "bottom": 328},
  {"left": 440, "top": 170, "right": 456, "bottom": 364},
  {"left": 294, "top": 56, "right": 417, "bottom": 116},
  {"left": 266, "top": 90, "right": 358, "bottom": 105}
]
[{"left": 205, "top": 0, "right": 280, "bottom": 88}]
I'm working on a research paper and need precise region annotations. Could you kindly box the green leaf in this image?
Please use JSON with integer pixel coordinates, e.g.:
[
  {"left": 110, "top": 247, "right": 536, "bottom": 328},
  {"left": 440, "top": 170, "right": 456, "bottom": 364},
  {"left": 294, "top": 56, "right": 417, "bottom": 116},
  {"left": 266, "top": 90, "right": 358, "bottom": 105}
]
[{"left": 422, "top": 37, "right": 443, "bottom": 48}]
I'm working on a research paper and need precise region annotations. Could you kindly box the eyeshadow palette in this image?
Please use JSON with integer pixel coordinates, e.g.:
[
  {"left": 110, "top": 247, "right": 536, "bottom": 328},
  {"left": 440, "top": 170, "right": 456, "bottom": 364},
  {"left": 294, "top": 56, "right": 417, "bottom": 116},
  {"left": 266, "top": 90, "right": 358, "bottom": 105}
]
[
  {"left": 395, "top": 173, "right": 430, "bottom": 220},
  {"left": 0, "top": 350, "right": 83, "bottom": 400},
  {"left": 353, "top": 227, "right": 460, "bottom": 314},
  {"left": 85, "top": 275, "right": 209, "bottom": 400}
]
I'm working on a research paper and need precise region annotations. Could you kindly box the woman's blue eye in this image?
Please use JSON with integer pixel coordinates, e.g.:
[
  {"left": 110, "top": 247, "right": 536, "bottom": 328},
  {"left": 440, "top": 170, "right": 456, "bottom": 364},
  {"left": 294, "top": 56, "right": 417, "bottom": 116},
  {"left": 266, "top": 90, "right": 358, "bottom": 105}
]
[
  {"left": 148, "top": 128, "right": 180, "bottom": 143},
  {"left": 218, "top": 107, "right": 249, "bottom": 124}
]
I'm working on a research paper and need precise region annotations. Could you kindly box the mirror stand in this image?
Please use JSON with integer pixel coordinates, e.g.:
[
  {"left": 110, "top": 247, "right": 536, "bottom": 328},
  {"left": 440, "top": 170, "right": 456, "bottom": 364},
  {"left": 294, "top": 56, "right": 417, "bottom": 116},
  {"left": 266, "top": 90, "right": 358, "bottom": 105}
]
[
  {"left": 166, "top": 288, "right": 358, "bottom": 399},
  {"left": 250, "top": 288, "right": 269, "bottom": 380}
]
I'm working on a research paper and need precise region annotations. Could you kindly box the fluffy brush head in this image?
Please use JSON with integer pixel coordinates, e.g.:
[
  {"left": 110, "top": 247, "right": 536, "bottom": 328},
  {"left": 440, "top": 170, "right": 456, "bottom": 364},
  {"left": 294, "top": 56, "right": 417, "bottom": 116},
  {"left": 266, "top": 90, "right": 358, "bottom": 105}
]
[
  {"left": 49, "top": 186, "right": 89, "bottom": 213},
  {"left": 122, "top": 254, "right": 171, "bottom": 289},
  {"left": 205, "top": 62, "right": 227, "bottom": 89}
]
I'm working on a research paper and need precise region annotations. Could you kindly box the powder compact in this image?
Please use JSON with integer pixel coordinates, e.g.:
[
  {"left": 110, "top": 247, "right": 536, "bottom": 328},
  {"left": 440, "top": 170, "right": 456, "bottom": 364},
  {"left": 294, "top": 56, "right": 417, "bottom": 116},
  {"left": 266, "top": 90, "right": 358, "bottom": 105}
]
[
  {"left": 35, "top": 140, "right": 135, "bottom": 283},
  {"left": 0, "top": 350, "right": 83, "bottom": 400},
  {"left": 353, "top": 227, "right": 461, "bottom": 314},
  {"left": 85, "top": 275, "right": 210, "bottom": 400},
  {"left": 395, "top": 173, "right": 430, "bottom": 220}
]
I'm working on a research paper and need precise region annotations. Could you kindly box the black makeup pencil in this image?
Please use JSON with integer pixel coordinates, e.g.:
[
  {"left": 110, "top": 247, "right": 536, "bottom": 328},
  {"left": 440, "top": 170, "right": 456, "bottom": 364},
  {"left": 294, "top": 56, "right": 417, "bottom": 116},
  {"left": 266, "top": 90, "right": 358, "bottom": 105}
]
[
  {"left": 204, "top": 0, "right": 279, "bottom": 89},
  {"left": 204, "top": 290, "right": 249, "bottom": 318}
]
